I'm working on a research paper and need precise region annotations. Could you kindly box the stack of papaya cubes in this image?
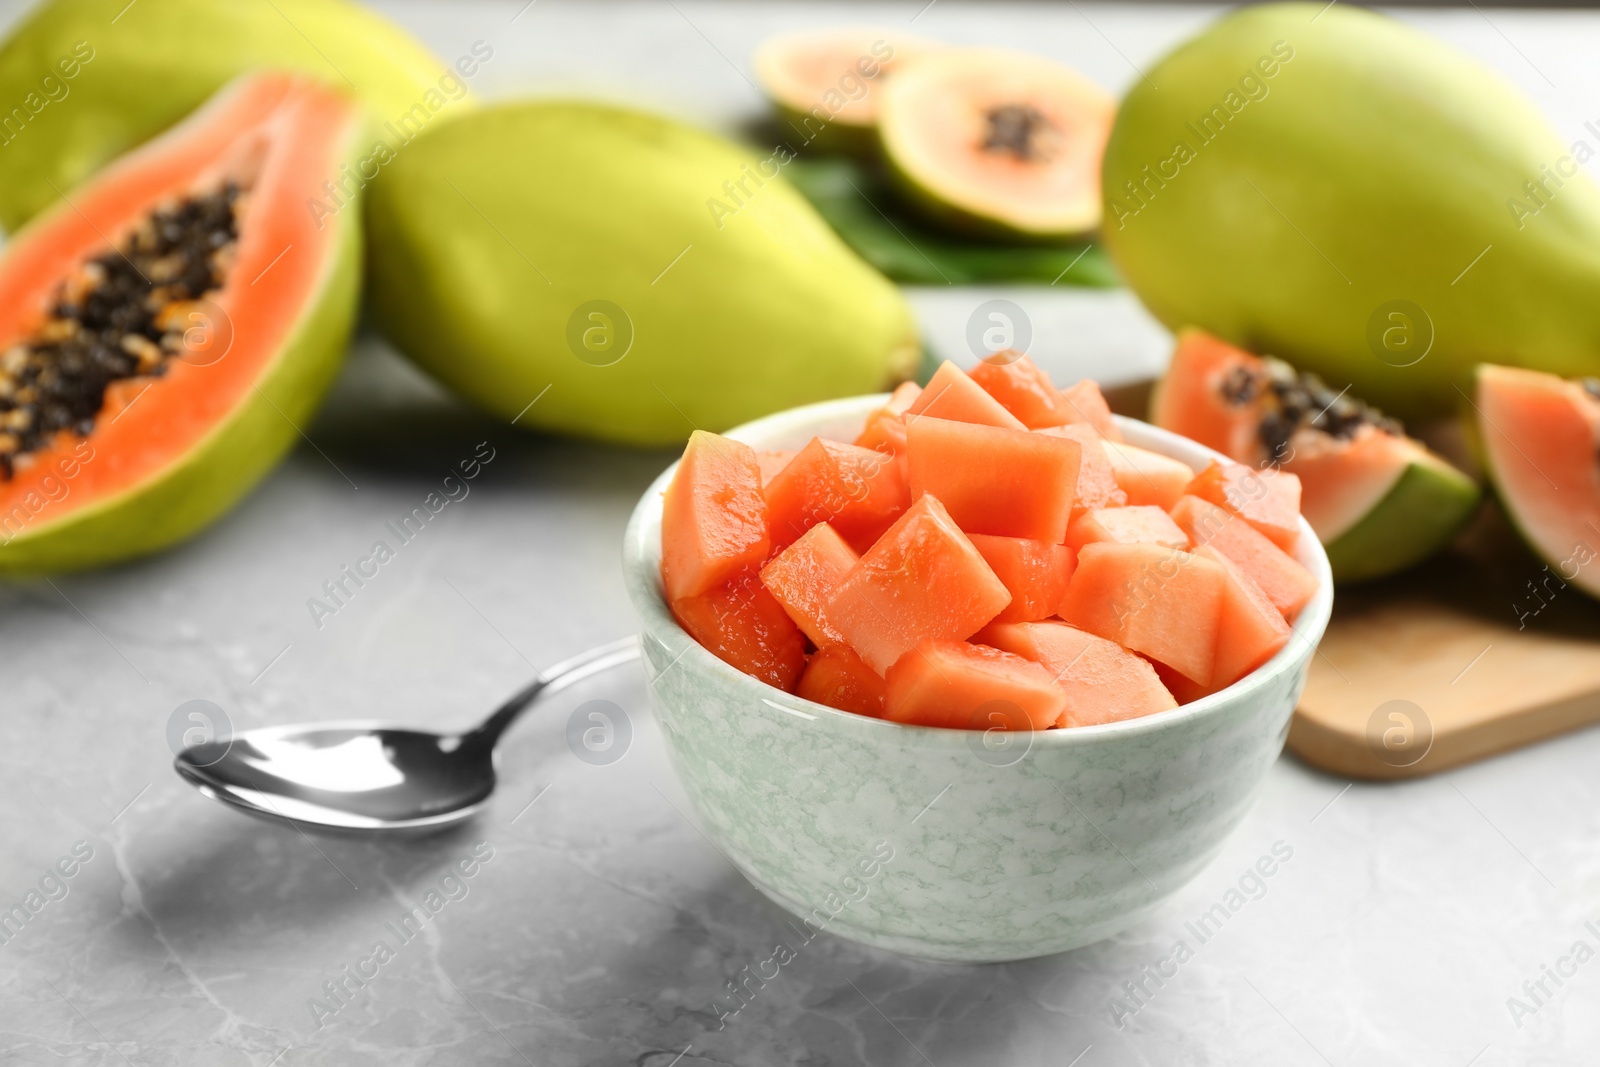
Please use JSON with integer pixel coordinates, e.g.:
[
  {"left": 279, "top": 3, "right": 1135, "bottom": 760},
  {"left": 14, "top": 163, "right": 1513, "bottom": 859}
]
[{"left": 659, "top": 355, "right": 1319, "bottom": 731}]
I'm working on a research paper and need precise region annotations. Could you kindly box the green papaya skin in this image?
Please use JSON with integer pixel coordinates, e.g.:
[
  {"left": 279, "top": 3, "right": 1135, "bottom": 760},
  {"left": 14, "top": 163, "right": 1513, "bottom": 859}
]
[
  {"left": 1321, "top": 455, "right": 1481, "bottom": 583},
  {"left": 366, "top": 102, "right": 920, "bottom": 447},
  {"left": 0, "top": 0, "right": 452, "bottom": 232},
  {"left": 1102, "top": 4, "right": 1600, "bottom": 421}
]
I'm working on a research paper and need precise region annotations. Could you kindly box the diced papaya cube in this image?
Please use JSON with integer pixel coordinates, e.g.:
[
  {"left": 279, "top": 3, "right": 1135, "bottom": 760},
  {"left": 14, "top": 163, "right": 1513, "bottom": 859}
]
[
  {"left": 759, "top": 522, "right": 859, "bottom": 647},
  {"left": 1102, "top": 440, "right": 1193, "bottom": 509},
  {"left": 756, "top": 449, "right": 797, "bottom": 487},
  {"left": 884, "top": 639, "right": 1066, "bottom": 730},
  {"left": 856, "top": 381, "right": 921, "bottom": 456},
  {"left": 885, "top": 380, "right": 922, "bottom": 415},
  {"left": 976, "top": 620, "right": 1177, "bottom": 727},
  {"left": 1059, "top": 542, "right": 1227, "bottom": 686},
  {"left": 1154, "top": 662, "right": 1216, "bottom": 706},
  {"left": 1186, "top": 461, "right": 1302, "bottom": 551},
  {"left": 1059, "top": 379, "right": 1122, "bottom": 442},
  {"left": 797, "top": 644, "right": 886, "bottom": 717},
  {"left": 966, "top": 533, "right": 1076, "bottom": 623},
  {"left": 1169, "top": 495, "right": 1317, "bottom": 621},
  {"left": 672, "top": 571, "right": 806, "bottom": 692},
  {"left": 1039, "top": 423, "right": 1127, "bottom": 511},
  {"left": 906, "top": 416, "right": 1080, "bottom": 542},
  {"left": 968, "top": 353, "right": 1078, "bottom": 428},
  {"left": 827, "top": 495, "right": 1012, "bottom": 675},
  {"left": 1194, "top": 545, "right": 1291, "bottom": 687},
  {"left": 1066, "top": 506, "right": 1190, "bottom": 551},
  {"left": 905, "top": 360, "right": 1026, "bottom": 429},
  {"left": 854, "top": 409, "right": 909, "bottom": 484},
  {"left": 660, "top": 430, "right": 770, "bottom": 602},
  {"left": 763, "top": 436, "right": 910, "bottom": 552}
]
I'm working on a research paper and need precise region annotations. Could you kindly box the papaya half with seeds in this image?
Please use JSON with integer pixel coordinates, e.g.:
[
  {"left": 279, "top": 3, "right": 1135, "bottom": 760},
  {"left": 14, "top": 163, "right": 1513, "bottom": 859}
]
[
  {"left": 365, "top": 101, "right": 920, "bottom": 447},
  {"left": 0, "top": 73, "right": 365, "bottom": 574},
  {"left": 0, "top": 0, "right": 453, "bottom": 233}
]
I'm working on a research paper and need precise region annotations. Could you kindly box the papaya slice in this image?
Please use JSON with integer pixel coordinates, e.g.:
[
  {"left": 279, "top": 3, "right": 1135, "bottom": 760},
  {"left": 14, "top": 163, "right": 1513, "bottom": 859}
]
[
  {"left": 1475, "top": 365, "right": 1600, "bottom": 599},
  {"left": 660, "top": 431, "right": 770, "bottom": 602},
  {"left": 752, "top": 29, "right": 937, "bottom": 155},
  {"left": 1039, "top": 423, "right": 1127, "bottom": 511},
  {"left": 965, "top": 533, "right": 1076, "bottom": 624},
  {"left": 976, "top": 620, "right": 1177, "bottom": 727},
  {"left": 1065, "top": 506, "right": 1189, "bottom": 552},
  {"left": 968, "top": 352, "right": 1076, "bottom": 429},
  {"left": 1153, "top": 328, "right": 1479, "bottom": 581},
  {"left": 0, "top": 74, "right": 364, "bottom": 573},
  {"left": 826, "top": 494, "right": 1011, "bottom": 675},
  {"left": 762, "top": 435, "right": 909, "bottom": 552},
  {"left": 906, "top": 360, "right": 1024, "bottom": 429},
  {"left": 1186, "top": 461, "right": 1303, "bottom": 553},
  {"left": 1194, "top": 545, "right": 1291, "bottom": 687},
  {"left": 797, "top": 643, "right": 886, "bottom": 718},
  {"left": 1169, "top": 495, "right": 1318, "bottom": 621},
  {"left": 884, "top": 639, "right": 1066, "bottom": 731},
  {"left": 1100, "top": 439, "right": 1192, "bottom": 510},
  {"left": 672, "top": 570, "right": 806, "bottom": 693},
  {"left": 759, "top": 521, "right": 859, "bottom": 647},
  {"left": 878, "top": 48, "right": 1115, "bottom": 239},
  {"left": 756, "top": 449, "right": 798, "bottom": 486},
  {"left": 906, "top": 416, "right": 1080, "bottom": 542},
  {"left": 1059, "top": 542, "right": 1227, "bottom": 686}
]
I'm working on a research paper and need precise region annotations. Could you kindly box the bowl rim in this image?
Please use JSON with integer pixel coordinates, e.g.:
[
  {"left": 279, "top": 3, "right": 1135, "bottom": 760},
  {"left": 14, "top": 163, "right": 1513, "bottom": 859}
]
[{"left": 622, "top": 393, "right": 1335, "bottom": 747}]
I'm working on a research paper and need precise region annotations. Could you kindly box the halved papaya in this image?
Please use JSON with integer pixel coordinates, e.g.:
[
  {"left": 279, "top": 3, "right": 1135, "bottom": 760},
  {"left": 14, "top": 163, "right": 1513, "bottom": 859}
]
[
  {"left": 753, "top": 28, "right": 936, "bottom": 155},
  {"left": 1153, "top": 329, "right": 1479, "bottom": 582},
  {"left": 1475, "top": 365, "right": 1600, "bottom": 598},
  {"left": 877, "top": 48, "right": 1116, "bottom": 240},
  {"left": 0, "top": 74, "right": 363, "bottom": 573}
]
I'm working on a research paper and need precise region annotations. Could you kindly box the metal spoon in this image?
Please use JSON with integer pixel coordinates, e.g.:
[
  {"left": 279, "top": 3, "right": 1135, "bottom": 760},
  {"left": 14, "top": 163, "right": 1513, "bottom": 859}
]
[{"left": 172, "top": 636, "right": 640, "bottom": 834}]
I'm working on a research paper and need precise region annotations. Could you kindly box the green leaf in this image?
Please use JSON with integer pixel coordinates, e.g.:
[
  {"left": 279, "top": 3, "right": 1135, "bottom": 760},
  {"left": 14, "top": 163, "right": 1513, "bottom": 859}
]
[{"left": 783, "top": 157, "right": 1120, "bottom": 288}]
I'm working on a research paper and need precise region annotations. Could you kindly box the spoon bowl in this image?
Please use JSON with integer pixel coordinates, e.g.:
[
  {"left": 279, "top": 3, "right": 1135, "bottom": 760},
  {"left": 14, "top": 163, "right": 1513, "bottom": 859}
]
[{"left": 173, "top": 637, "right": 639, "bottom": 834}]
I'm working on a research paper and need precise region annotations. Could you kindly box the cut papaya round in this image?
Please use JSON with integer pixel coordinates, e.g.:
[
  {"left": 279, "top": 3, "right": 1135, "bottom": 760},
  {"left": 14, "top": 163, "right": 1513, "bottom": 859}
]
[
  {"left": 753, "top": 28, "right": 936, "bottom": 155},
  {"left": 1475, "top": 365, "right": 1600, "bottom": 598},
  {"left": 0, "top": 74, "right": 364, "bottom": 573},
  {"left": 1153, "top": 329, "right": 1479, "bottom": 582},
  {"left": 877, "top": 48, "right": 1115, "bottom": 240}
]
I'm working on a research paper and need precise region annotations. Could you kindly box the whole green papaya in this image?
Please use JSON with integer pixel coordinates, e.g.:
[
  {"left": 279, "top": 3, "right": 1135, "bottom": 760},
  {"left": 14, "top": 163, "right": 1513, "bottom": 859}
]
[
  {"left": 0, "top": 0, "right": 457, "bottom": 231},
  {"left": 365, "top": 102, "right": 919, "bottom": 446},
  {"left": 1102, "top": 3, "right": 1600, "bottom": 420}
]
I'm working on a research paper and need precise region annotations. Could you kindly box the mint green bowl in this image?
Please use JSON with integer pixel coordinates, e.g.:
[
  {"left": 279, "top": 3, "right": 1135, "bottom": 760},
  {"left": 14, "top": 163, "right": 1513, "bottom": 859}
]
[{"left": 622, "top": 396, "right": 1333, "bottom": 962}]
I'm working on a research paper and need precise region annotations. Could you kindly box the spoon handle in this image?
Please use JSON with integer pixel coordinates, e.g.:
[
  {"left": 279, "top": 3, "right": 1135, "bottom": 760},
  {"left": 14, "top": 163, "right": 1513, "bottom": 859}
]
[{"left": 460, "top": 635, "right": 641, "bottom": 751}]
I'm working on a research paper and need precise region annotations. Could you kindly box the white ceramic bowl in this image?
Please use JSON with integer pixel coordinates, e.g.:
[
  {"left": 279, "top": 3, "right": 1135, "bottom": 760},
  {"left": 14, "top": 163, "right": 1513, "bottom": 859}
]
[{"left": 622, "top": 396, "right": 1333, "bottom": 962}]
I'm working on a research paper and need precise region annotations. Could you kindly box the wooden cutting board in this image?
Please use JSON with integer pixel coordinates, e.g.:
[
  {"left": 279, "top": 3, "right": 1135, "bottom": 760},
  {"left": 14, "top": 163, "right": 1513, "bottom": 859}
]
[
  {"left": 1101, "top": 379, "right": 1600, "bottom": 779},
  {"left": 1287, "top": 505, "right": 1600, "bottom": 779}
]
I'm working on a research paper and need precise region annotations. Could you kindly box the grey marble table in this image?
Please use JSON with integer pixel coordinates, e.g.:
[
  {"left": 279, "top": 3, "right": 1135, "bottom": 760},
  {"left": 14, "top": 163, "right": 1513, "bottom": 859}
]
[{"left": 3, "top": 2, "right": 1599, "bottom": 1064}]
